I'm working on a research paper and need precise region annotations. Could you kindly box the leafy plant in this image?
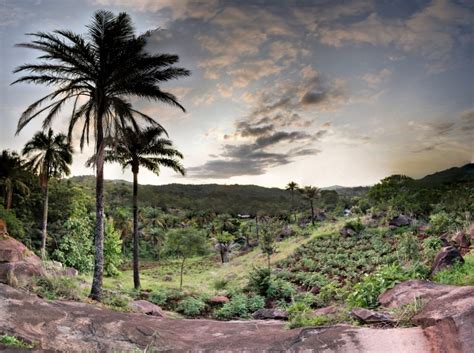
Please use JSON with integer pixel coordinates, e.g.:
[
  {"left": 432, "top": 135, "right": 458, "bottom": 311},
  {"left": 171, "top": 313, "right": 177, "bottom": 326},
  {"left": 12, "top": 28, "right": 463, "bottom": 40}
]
[
  {"left": 177, "top": 297, "right": 206, "bottom": 317},
  {"left": 29, "top": 276, "right": 83, "bottom": 301},
  {"left": 0, "top": 335, "right": 34, "bottom": 349}
]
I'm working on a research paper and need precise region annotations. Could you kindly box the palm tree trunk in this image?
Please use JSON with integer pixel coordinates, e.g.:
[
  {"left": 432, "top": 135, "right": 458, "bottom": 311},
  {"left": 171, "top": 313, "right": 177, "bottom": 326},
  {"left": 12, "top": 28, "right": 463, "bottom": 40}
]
[
  {"left": 310, "top": 200, "right": 315, "bottom": 226},
  {"left": 90, "top": 109, "right": 105, "bottom": 301},
  {"left": 40, "top": 181, "right": 49, "bottom": 259},
  {"left": 132, "top": 170, "right": 140, "bottom": 289}
]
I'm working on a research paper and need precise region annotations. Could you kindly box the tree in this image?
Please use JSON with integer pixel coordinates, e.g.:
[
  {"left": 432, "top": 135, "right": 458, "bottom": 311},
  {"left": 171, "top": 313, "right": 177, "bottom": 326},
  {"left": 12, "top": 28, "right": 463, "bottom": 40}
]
[
  {"left": 299, "top": 186, "right": 320, "bottom": 226},
  {"left": 285, "top": 181, "right": 299, "bottom": 223},
  {"left": 88, "top": 126, "right": 184, "bottom": 289},
  {"left": 13, "top": 10, "right": 190, "bottom": 300},
  {"left": 22, "top": 129, "right": 73, "bottom": 258},
  {"left": 260, "top": 219, "right": 278, "bottom": 271},
  {"left": 164, "top": 228, "right": 209, "bottom": 290},
  {"left": 0, "top": 150, "right": 30, "bottom": 209}
]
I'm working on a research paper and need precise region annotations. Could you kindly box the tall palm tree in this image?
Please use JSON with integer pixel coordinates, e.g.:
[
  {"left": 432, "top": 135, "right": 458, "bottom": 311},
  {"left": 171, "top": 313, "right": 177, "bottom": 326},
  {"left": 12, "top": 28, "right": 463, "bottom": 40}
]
[
  {"left": 0, "top": 150, "right": 30, "bottom": 209},
  {"left": 285, "top": 181, "right": 299, "bottom": 223},
  {"left": 88, "top": 126, "right": 185, "bottom": 289},
  {"left": 22, "top": 129, "right": 73, "bottom": 259},
  {"left": 299, "top": 186, "right": 320, "bottom": 226},
  {"left": 13, "top": 10, "right": 190, "bottom": 300}
]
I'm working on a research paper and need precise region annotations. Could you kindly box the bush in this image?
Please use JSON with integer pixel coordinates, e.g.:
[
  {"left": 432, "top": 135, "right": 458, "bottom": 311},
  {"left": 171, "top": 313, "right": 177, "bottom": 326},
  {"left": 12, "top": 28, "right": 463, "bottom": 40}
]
[
  {"left": 429, "top": 212, "right": 453, "bottom": 235},
  {"left": 396, "top": 232, "right": 420, "bottom": 264},
  {"left": 422, "top": 237, "right": 443, "bottom": 263},
  {"left": 346, "top": 263, "right": 425, "bottom": 309},
  {"left": 30, "top": 276, "right": 82, "bottom": 301},
  {"left": 433, "top": 253, "right": 474, "bottom": 285},
  {"left": 149, "top": 288, "right": 184, "bottom": 310},
  {"left": 104, "top": 218, "right": 122, "bottom": 277},
  {"left": 0, "top": 205, "right": 25, "bottom": 239},
  {"left": 215, "top": 294, "right": 249, "bottom": 319},
  {"left": 286, "top": 302, "right": 332, "bottom": 329},
  {"left": 177, "top": 297, "right": 206, "bottom": 317},
  {"left": 215, "top": 293, "right": 265, "bottom": 319},
  {"left": 0, "top": 335, "right": 34, "bottom": 349},
  {"left": 102, "top": 291, "right": 131, "bottom": 309},
  {"left": 344, "top": 219, "right": 364, "bottom": 233},
  {"left": 247, "top": 266, "right": 271, "bottom": 297},
  {"left": 267, "top": 278, "right": 297, "bottom": 300}
]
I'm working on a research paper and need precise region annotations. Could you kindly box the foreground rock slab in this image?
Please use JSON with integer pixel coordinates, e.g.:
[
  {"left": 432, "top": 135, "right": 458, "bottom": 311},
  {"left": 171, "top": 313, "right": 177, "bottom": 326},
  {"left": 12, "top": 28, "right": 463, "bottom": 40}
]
[{"left": 0, "top": 284, "right": 432, "bottom": 352}]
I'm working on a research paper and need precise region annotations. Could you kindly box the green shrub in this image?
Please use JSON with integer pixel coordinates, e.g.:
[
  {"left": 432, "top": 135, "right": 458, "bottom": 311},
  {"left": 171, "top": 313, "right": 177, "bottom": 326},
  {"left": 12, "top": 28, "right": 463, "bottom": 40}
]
[
  {"left": 422, "top": 237, "right": 443, "bottom": 262},
  {"left": 149, "top": 288, "right": 184, "bottom": 310},
  {"left": 104, "top": 218, "right": 122, "bottom": 277},
  {"left": 344, "top": 219, "right": 364, "bottom": 233},
  {"left": 0, "top": 205, "right": 25, "bottom": 239},
  {"left": 267, "top": 278, "right": 297, "bottom": 300},
  {"left": 346, "top": 263, "right": 424, "bottom": 309},
  {"left": 215, "top": 294, "right": 249, "bottom": 319},
  {"left": 390, "top": 298, "right": 425, "bottom": 327},
  {"left": 247, "top": 266, "right": 271, "bottom": 297},
  {"left": 30, "top": 276, "right": 82, "bottom": 301},
  {"left": 247, "top": 295, "right": 265, "bottom": 312},
  {"left": 433, "top": 253, "right": 474, "bottom": 285},
  {"left": 177, "top": 297, "right": 206, "bottom": 317},
  {"left": 0, "top": 335, "right": 34, "bottom": 349},
  {"left": 213, "top": 278, "right": 229, "bottom": 291},
  {"left": 429, "top": 212, "right": 452, "bottom": 235},
  {"left": 286, "top": 302, "right": 333, "bottom": 329},
  {"left": 102, "top": 291, "right": 131, "bottom": 309},
  {"left": 397, "top": 232, "right": 420, "bottom": 264}
]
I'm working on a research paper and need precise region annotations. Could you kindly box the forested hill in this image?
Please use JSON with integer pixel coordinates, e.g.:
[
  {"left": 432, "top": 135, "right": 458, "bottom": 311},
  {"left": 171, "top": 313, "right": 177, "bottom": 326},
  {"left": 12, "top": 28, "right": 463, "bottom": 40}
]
[
  {"left": 68, "top": 176, "right": 299, "bottom": 215},
  {"left": 418, "top": 163, "right": 474, "bottom": 186}
]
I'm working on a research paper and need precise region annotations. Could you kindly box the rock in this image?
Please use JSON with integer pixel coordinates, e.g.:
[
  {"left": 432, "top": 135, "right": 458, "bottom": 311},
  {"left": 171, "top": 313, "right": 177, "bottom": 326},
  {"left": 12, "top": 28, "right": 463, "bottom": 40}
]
[
  {"left": 209, "top": 295, "right": 229, "bottom": 304},
  {"left": 0, "top": 234, "right": 46, "bottom": 286},
  {"left": 452, "top": 231, "right": 471, "bottom": 250},
  {"left": 252, "top": 308, "right": 288, "bottom": 320},
  {"left": 340, "top": 226, "right": 357, "bottom": 237},
  {"left": 130, "top": 300, "right": 164, "bottom": 317},
  {"left": 162, "top": 275, "right": 173, "bottom": 281},
  {"left": 412, "top": 285, "right": 474, "bottom": 353},
  {"left": 313, "top": 305, "right": 340, "bottom": 317},
  {"left": 388, "top": 215, "right": 412, "bottom": 227},
  {"left": 379, "top": 280, "right": 457, "bottom": 308},
  {"left": 0, "top": 283, "right": 437, "bottom": 352},
  {"left": 430, "top": 246, "right": 464, "bottom": 275},
  {"left": 63, "top": 267, "right": 78, "bottom": 277},
  {"left": 350, "top": 308, "right": 394, "bottom": 325}
]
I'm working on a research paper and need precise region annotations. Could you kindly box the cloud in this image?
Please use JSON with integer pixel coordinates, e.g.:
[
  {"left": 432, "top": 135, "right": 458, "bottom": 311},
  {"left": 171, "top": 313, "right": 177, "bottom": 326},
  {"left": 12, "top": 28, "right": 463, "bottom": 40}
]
[
  {"left": 314, "top": 0, "right": 473, "bottom": 73},
  {"left": 361, "top": 68, "right": 392, "bottom": 88},
  {"left": 188, "top": 130, "right": 324, "bottom": 178},
  {"left": 460, "top": 110, "right": 474, "bottom": 132}
]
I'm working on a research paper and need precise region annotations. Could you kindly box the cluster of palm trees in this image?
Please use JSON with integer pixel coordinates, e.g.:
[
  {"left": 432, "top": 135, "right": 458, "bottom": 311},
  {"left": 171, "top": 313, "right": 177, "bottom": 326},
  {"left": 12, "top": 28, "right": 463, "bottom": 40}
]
[
  {"left": 285, "top": 182, "right": 321, "bottom": 226},
  {"left": 12, "top": 10, "right": 189, "bottom": 300}
]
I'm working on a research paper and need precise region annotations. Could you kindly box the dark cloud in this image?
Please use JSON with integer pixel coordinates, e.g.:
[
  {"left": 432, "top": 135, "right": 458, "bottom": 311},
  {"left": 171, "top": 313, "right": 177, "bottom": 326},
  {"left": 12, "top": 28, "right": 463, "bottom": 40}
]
[
  {"left": 188, "top": 129, "right": 325, "bottom": 178},
  {"left": 301, "top": 91, "right": 328, "bottom": 105}
]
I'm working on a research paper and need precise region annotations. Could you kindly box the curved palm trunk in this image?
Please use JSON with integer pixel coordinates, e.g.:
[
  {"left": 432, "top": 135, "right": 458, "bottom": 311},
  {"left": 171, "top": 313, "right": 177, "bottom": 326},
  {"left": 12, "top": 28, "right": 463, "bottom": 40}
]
[
  {"left": 310, "top": 200, "right": 315, "bottom": 226},
  {"left": 5, "top": 187, "right": 13, "bottom": 210},
  {"left": 40, "top": 181, "right": 49, "bottom": 259},
  {"left": 132, "top": 169, "right": 140, "bottom": 289},
  {"left": 90, "top": 108, "right": 105, "bottom": 301}
]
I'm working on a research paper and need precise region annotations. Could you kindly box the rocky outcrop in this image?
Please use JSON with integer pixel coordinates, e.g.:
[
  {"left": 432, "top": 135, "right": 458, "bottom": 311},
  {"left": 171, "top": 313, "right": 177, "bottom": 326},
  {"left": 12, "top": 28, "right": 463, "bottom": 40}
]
[
  {"left": 209, "top": 295, "right": 229, "bottom": 304},
  {"left": 378, "top": 280, "right": 457, "bottom": 308},
  {"left": 251, "top": 308, "right": 288, "bottom": 320},
  {"left": 388, "top": 215, "right": 412, "bottom": 227},
  {"left": 412, "top": 285, "right": 474, "bottom": 353},
  {"left": 379, "top": 280, "right": 474, "bottom": 353},
  {"left": 0, "top": 283, "right": 432, "bottom": 352},
  {"left": 430, "top": 246, "right": 464, "bottom": 275},
  {"left": 0, "top": 234, "right": 46, "bottom": 286}
]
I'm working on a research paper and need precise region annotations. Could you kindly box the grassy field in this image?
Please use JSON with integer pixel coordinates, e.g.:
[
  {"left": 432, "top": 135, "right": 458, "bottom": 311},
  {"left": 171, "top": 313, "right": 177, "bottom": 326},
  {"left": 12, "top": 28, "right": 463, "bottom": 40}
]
[{"left": 103, "top": 221, "right": 343, "bottom": 295}]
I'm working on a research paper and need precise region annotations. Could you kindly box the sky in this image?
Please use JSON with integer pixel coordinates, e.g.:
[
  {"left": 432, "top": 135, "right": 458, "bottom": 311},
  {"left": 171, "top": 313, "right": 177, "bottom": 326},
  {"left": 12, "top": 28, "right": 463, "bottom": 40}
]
[{"left": 0, "top": 0, "right": 473, "bottom": 188}]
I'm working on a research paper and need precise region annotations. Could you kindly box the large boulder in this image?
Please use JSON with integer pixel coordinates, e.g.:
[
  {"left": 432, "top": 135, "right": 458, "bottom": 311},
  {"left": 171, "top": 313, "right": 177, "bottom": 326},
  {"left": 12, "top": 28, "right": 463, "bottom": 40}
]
[
  {"left": 0, "top": 233, "right": 45, "bottom": 286},
  {"left": 0, "top": 284, "right": 434, "bottom": 352},
  {"left": 388, "top": 215, "right": 412, "bottom": 227},
  {"left": 378, "top": 280, "right": 457, "bottom": 308},
  {"left": 412, "top": 285, "right": 474, "bottom": 353},
  {"left": 130, "top": 300, "right": 164, "bottom": 317},
  {"left": 430, "top": 246, "right": 464, "bottom": 275},
  {"left": 252, "top": 308, "right": 288, "bottom": 320}
]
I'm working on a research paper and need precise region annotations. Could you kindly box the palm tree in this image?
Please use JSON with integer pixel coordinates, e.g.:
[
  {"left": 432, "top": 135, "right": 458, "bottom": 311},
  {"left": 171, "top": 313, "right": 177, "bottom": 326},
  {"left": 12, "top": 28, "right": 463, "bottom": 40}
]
[
  {"left": 88, "top": 126, "right": 185, "bottom": 289},
  {"left": 22, "top": 129, "right": 73, "bottom": 259},
  {"left": 299, "top": 186, "right": 320, "bottom": 226},
  {"left": 285, "top": 181, "right": 299, "bottom": 223},
  {"left": 13, "top": 10, "right": 190, "bottom": 300},
  {"left": 0, "top": 150, "right": 30, "bottom": 209}
]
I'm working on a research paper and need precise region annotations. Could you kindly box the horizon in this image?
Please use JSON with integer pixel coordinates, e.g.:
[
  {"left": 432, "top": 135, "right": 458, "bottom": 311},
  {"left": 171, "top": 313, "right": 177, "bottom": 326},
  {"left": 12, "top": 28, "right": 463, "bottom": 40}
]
[{"left": 1, "top": 0, "right": 473, "bottom": 188}]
